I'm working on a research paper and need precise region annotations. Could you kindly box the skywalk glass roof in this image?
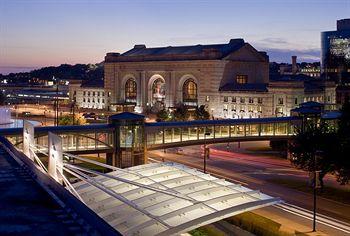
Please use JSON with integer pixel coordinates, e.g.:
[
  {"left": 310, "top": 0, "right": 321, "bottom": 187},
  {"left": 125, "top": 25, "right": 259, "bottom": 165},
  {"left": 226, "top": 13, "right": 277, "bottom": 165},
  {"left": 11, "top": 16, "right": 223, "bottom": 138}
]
[{"left": 72, "top": 162, "right": 280, "bottom": 236}]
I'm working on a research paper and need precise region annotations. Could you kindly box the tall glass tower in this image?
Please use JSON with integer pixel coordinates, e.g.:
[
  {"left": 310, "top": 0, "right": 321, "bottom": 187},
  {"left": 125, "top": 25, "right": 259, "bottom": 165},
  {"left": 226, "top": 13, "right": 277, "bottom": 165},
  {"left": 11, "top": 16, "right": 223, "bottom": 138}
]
[{"left": 321, "top": 19, "right": 350, "bottom": 83}]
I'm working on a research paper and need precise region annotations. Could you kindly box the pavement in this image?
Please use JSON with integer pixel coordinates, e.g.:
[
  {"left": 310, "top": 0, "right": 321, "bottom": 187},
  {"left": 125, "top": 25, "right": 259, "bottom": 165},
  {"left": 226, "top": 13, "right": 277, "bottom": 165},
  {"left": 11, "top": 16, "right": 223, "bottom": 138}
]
[
  {"left": 147, "top": 141, "right": 350, "bottom": 235},
  {"left": 0, "top": 146, "right": 86, "bottom": 235}
]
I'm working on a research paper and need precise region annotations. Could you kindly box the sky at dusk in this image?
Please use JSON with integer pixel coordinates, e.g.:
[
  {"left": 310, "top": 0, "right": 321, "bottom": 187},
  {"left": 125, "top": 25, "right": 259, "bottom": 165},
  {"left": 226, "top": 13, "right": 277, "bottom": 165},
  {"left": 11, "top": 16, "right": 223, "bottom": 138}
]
[{"left": 1, "top": 0, "right": 349, "bottom": 74}]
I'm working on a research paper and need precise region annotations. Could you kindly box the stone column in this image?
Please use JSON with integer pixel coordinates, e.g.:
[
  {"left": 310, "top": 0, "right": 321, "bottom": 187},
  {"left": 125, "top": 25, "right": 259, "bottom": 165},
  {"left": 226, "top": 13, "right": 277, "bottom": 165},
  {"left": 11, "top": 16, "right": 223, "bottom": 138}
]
[
  {"left": 170, "top": 71, "right": 176, "bottom": 107},
  {"left": 140, "top": 71, "right": 146, "bottom": 110}
]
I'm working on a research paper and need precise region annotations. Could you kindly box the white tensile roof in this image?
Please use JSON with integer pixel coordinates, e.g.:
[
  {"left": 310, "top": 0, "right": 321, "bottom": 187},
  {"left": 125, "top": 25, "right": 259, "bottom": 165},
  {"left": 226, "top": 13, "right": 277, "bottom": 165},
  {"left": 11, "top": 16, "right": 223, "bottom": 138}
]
[{"left": 72, "top": 162, "right": 280, "bottom": 236}]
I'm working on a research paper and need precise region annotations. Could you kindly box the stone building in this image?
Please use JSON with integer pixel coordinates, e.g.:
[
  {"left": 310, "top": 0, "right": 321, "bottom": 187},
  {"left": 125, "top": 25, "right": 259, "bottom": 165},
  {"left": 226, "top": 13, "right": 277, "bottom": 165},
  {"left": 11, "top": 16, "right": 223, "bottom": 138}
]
[
  {"left": 104, "top": 38, "right": 270, "bottom": 117},
  {"left": 70, "top": 38, "right": 336, "bottom": 118},
  {"left": 69, "top": 79, "right": 108, "bottom": 110}
]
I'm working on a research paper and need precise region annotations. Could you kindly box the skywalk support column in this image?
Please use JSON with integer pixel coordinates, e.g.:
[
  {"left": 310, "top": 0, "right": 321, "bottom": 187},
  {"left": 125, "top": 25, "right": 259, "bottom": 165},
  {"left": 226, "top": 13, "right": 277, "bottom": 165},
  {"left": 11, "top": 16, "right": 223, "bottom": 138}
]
[
  {"left": 108, "top": 112, "right": 146, "bottom": 168},
  {"left": 48, "top": 132, "right": 63, "bottom": 184},
  {"left": 23, "top": 120, "right": 34, "bottom": 160}
]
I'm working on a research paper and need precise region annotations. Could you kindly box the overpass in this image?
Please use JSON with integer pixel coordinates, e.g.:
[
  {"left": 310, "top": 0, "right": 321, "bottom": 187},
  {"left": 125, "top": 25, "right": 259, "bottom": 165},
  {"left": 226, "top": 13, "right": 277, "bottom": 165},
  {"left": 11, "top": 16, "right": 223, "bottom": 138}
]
[
  {"left": 0, "top": 114, "right": 302, "bottom": 167},
  {"left": 1, "top": 115, "right": 302, "bottom": 166}
]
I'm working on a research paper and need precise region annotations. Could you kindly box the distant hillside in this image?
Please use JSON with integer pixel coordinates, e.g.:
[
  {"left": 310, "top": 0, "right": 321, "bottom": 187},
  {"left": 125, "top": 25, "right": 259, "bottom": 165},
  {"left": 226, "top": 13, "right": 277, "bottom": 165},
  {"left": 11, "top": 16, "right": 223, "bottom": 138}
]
[{"left": 0, "top": 63, "right": 103, "bottom": 84}]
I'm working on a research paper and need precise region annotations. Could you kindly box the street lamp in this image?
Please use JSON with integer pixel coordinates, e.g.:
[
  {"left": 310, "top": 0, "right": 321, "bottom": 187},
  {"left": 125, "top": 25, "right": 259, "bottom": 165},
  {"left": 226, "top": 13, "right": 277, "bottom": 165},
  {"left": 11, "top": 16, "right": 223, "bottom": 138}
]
[{"left": 203, "top": 131, "right": 211, "bottom": 173}]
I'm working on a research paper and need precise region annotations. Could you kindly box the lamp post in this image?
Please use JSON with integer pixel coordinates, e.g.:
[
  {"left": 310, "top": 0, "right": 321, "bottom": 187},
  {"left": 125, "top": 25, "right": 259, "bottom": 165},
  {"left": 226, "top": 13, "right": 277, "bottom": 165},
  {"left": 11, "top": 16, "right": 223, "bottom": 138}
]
[
  {"left": 203, "top": 131, "right": 211, "bottom": 173},
  {"left": 53, "top": 76, "right": 59, "bottom": 126}
]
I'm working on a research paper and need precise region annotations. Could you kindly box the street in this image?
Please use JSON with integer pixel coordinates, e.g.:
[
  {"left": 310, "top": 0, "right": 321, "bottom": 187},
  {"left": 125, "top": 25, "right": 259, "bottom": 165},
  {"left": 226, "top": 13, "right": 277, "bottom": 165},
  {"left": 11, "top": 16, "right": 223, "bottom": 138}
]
[{"left": 147, "top": 141, "right": 350, "bottom": 235}]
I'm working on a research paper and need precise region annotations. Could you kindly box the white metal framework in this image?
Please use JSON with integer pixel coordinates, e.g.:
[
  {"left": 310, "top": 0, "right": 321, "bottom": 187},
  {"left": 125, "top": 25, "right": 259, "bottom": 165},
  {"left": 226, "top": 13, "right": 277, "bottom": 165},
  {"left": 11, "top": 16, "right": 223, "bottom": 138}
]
[{"left": 72, "top": 162, "right": 280, "bottom": 236}]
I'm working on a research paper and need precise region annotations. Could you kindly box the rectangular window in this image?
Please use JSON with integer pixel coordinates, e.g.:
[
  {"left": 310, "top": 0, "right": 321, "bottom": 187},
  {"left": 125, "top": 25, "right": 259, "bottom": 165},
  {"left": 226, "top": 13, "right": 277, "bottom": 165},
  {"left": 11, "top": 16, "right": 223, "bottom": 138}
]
[
  {"left": 232, "top": 105, "right": 236, "bottom": 111},
  {"left": 278, "top": 98, "right": 284, "bottom": 105},
  {"left": 294, "top": 98, "right": 298, "bottom": 105},
  {"left": 232, "top": 97, "right": 236, "bottom": 103},
  {"left": 224, "top": 96, "right": 228, "bottom": 102},
  {"left": 258, "top": 106, "right": 262, "bottom": 112},
  {"left": 205, "top": 95, "right": 210, "bottom": 102},
  {"left": 83, "top": 91, "right": 86, "bottom": 96},
  {"left": 98, "top": 92, "right": 100, "bottom": 96},
  {"left": 258, "top": 98, "right": 263, "bottom": 104},
  {"left": 236, "top": 75, "right": 248, "bottom": 84},
  {"left": 249, "top": 97, "right": 253, "bottom": 103},
  {"left": 223, "top": 104, "right": 228, "bottom": 111},
  {"left": 240, "top": 97, "right": 245, "bottom": 103}
]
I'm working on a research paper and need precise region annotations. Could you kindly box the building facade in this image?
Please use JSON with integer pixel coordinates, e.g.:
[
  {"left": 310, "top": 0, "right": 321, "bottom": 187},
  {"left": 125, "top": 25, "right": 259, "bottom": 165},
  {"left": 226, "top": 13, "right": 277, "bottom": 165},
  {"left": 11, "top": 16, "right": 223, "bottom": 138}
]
[
  {"left": 69, "top": 79, "right": 108, "bottom": 110},
  {"left": 103, "top": 39, "right": 336, "bottom": 118},
  {"left": 321, "top": 18, "right": 350, "bottom": 83},
  {"left": 104, "top": 39, "right": 272, "bottom": 118}
]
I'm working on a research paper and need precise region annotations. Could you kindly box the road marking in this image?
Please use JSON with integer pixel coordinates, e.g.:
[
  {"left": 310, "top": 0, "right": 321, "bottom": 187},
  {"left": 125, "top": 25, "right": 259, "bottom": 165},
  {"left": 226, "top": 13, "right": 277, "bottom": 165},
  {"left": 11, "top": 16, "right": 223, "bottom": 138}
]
[
  {"left": 274, "top": 203, "right": 350, "bottom": 234},
  {"left": 149, "top": 154, "right": 350, "bottom": 234}
]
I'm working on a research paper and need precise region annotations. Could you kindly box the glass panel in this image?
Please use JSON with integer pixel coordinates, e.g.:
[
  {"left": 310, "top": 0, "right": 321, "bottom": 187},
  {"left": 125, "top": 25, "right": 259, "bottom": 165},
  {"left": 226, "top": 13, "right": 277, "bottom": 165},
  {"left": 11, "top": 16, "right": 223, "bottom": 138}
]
[
  {"left": 220, "top": 126, "right": 230, "bottom": 138},
  {"left": 173, "top": 128, "right": 181, "bottom": 142},
  {"left": 189, "top": 127, "right": 198, "bottom": 140},
  {"left": 276, "top": 122, "right": 287, "bottom": 135},
  {"left": 181, "top": 127, "right": 189, "bottom": 141},
  {"left": 164, "top": 128, "right": 173, "bottom": 143},
  {"left": 261, "top": 123, "right": 274, "bottom": 136}
]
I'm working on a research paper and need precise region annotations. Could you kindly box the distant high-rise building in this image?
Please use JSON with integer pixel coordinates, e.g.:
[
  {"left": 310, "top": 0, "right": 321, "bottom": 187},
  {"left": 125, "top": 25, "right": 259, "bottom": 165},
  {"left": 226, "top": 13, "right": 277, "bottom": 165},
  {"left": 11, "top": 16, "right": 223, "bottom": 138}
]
[{"left": 321, "top": 19, "right": 350, "bottom": 83}]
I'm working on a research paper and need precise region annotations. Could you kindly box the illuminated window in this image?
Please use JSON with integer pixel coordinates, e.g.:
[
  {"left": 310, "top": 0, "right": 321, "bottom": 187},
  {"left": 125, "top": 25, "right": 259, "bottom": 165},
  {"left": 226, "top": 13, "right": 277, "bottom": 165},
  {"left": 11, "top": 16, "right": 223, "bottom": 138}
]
[
  {"left": 183, "top": 79, "right": 197, "bottom": 103},
  {"left": 125, "top": 79, "right": 137, "bottom": 102},
  {"left": 205, "top": 96, "right": 210, "bottom": 102},
  {"left": 236, "top": 75, "right": 248, "bottom": 84},
  {"left": 223, "top": 104, "right": 228, "bottom": 111},
  {"left": 278, "top": 98, "right": 284, "bottom": 105},
  {"left": 249, "top": 97, "right": 253, "bottom": 103},
  {"left": 232, "top": 105, "right": 236, "bottom": 111},
  {"left": 224, "top": 96, "right": 228, "bottom": 102},
  {"left": 258, "top": 106, "right": 262, "bottom": 112}
]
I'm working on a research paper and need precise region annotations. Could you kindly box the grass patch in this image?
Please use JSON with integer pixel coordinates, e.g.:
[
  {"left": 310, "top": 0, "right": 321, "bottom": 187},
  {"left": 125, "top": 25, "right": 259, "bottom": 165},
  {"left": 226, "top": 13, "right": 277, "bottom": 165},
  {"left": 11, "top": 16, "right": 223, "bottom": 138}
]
[
  {"left": 189, "top": 225, "right": 225, "bottom": 236},
  {"left": 269, "top": 178, "right": 350, "bottom": 204},
  {"left": 225, "top": 212, "right": 307, "bottom": 236}
]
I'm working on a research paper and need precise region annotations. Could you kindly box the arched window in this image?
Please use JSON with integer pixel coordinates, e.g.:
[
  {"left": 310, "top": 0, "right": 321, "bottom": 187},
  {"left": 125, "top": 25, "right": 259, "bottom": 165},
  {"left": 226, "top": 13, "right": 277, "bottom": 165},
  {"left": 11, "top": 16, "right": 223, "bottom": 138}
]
[
  {"left": 125, "top": 79, "right": 137, "bottom": 102},
  {"left": 152, "top": 78, "right": 166, "bottom": 104},
  {"left": 183, "top": 79, "right": 197, "bottom": 103}
]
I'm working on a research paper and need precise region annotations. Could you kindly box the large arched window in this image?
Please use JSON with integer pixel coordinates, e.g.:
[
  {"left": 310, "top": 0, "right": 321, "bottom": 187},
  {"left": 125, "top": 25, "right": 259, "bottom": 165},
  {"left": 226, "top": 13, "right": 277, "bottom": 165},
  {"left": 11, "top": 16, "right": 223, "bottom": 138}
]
[
  {"left": 125, "top": 79, "right": 137, "bottom": 102},
  {"left": 183, "top": 79, "right": 197, "bottom": 103},
  {"left": 152, "top": 78, "right": 166, "bottom": 104}
]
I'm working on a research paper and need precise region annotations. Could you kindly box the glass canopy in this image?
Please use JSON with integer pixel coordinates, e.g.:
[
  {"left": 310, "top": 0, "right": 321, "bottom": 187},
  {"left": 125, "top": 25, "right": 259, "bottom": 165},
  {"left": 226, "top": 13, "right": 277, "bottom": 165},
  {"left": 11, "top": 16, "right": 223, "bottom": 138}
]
[{"left": 72, "top": 162, "right": 280, "bottom": 236}]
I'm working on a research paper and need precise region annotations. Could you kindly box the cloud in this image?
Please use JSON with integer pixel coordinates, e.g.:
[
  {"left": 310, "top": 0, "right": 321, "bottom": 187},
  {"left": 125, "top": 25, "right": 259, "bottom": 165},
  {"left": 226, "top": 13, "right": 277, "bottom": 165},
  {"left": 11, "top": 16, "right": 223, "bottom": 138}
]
[{"left": 260, "top": 48, "right": 321, "bottom": 62}]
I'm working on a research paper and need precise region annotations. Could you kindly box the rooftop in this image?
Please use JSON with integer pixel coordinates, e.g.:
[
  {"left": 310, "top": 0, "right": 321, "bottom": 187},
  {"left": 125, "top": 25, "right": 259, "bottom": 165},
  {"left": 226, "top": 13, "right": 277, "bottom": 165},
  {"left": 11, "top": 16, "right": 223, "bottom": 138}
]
[
  {"left": 73, "top": 162, "right": 280, "bottom": 236},
  {"left": 105, "top": 39, "right": 268, "bottom": 62},
  {"left": 81, "top": 78, "right": 104, "bottom": 88}
]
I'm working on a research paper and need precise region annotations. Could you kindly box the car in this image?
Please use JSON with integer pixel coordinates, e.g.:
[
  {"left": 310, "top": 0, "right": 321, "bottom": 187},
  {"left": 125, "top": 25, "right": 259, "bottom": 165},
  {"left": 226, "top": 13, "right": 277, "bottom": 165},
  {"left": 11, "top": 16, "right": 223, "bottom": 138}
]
[{"left": 22, "top": 111, "right": 31, "bottom": 116}]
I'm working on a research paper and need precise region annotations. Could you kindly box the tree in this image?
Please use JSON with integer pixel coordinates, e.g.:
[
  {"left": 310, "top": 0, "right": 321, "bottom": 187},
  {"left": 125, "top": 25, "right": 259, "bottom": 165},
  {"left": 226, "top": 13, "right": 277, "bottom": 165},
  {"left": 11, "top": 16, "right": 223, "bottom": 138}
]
[
  {"left": 288, "top": 122, "right": 337, "bottom": 189},
  {"left": 0, "top": 91, "right": 6, "bottom": 106},
  {"left": 156, "top": 109, "right": 170, "bottom": 122},
  {"left": 58, "top": 114, "right": 86, "bottom": 126},
  {"left": 173, "top": 103, "right": 189, "bottom": 121},
  {"left": 335, "top": 101, "right": 350, "bottom": 184},
  {"left": 194, "top": 105, "right": 210, "bottom": 120}
]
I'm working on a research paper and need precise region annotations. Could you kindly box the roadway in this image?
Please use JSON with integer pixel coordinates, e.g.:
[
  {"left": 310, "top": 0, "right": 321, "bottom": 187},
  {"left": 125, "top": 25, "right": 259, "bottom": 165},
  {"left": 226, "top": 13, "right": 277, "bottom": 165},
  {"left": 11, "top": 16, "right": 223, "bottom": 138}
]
[{"left": 147, "top": 141, "right": 350, "bottom": 235}]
